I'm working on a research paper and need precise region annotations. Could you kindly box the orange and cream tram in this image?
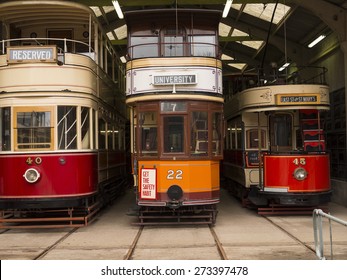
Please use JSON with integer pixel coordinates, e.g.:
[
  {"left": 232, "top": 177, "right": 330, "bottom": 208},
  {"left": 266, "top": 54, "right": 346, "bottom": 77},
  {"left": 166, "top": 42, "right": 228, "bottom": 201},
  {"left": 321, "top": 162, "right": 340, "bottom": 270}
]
[
  {"left": 0, "top": 1, "right": 127, "bottom": 227},
  {"left": 125, "top": 9, "right": 224, "bottom": 224},
  {"left": 223, "top": 67, "right": 332, "bottom": 212}
]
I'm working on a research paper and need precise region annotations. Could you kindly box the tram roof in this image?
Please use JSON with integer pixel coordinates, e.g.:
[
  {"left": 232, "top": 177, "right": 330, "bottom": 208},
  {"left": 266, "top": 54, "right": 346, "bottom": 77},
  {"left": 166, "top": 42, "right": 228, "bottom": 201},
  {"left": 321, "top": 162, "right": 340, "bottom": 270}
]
[{"left": 0, "top": 1, "right": 95, "bottom": 28}]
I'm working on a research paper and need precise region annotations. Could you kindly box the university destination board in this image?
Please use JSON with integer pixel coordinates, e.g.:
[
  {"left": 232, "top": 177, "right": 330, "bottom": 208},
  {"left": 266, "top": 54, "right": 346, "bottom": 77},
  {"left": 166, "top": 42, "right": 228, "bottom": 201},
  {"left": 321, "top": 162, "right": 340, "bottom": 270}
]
[{"left": 153, "top": 74, "right": 197, "bottom": 85}]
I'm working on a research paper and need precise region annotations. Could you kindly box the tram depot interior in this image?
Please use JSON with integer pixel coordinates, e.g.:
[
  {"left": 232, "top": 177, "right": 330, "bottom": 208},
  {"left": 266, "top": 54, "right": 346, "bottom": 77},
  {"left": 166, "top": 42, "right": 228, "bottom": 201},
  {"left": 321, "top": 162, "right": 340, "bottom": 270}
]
[
  {"left": 68, "top": 0, "right": 347, "bottom": 208},
  {"left": 2, "top": 1, "right": 347, "bottom": 209}
]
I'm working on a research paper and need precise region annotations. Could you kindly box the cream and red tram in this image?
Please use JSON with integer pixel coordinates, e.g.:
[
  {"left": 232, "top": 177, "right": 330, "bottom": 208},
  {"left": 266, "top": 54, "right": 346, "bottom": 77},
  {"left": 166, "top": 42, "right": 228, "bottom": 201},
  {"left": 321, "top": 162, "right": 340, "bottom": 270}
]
[
  {"left": 223, "top": 68, "right": 331, "bottom": 210},
  {"left": 0, "top": 1, "right": 127, "bottom": 226},
  {"left": 125, "top": 9, "right": 223, "bottom": 224}
]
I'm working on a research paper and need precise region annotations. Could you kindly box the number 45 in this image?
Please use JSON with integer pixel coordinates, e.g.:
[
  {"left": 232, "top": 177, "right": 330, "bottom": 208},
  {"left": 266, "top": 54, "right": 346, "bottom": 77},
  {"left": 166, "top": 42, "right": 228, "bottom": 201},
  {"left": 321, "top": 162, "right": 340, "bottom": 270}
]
[{"left": 293, "top": 158, "right": 306, "bottom": 166}]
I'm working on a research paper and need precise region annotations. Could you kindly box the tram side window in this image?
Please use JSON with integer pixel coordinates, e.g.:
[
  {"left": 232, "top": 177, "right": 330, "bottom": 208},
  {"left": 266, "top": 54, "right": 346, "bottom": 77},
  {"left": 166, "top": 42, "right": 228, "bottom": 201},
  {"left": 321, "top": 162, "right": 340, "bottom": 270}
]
[
  {"left": 139, "top": 112, "right": 157, "bottom": 155},
  {"left": 81, "top": 107, "right": 90, "bottom": 149},
  {"left": 98, "top": 119, "right": 106, "bottom": 150},
  {"left": 130, "top": 37, "right": 159, "bottom": 58},
  {"left": 191, "top": 111, "right": 208, "bottom": 156},
  {"left": 247, "top": 129, "right": 266, "bottom": 149},
  {"left": 163, "top": 116, "right": 185, "bottom": 153},
  {"left": 269, "top": 113, "right": 292, "bottom": 152},
  {"left": 212, "top": 112, "right": 223, "bottom": 155},
  {"left": 189, "top": 35, "right": 216, "bottom": 57},
  {"left": 58, "top": 106, "right": 77, "bottom": 150},
  {"left": 163, "top": 28, "right": 184, "bottom": 57},
  {"left": 16, "top": 108, "right": 53, "bottom": 150},
  {"left": 0, "top": 107, "right": 11, "bottom": 151},
  {"left": 114, "top": 123, "right": 125, "bottom": 151},
  {"left": 107, "top": 123, "right": 113, "bottom": 150}
]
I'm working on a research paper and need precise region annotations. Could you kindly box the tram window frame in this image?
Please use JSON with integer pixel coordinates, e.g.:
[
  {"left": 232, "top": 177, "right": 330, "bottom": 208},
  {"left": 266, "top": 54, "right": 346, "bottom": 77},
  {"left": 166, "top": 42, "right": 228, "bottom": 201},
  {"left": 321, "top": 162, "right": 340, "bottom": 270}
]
[
  {"left": 138, "top": 111, "right": 158, "bottom": 156},
  {"left": 162, "top": 115, "right": 186, "bottom": 154},
  {"left": 81, "top": 106, "right": 91, "bottom": 150},
  {"left": 246, "top": 128, "right": 266, "bottom": 149},
  {"left": 161, "top": 27, "right": 186, "bottom": 57},
  {"left": 130, "top": 36, "right": 159, "bottom": 59},
  {"left": 14, "top": 106, "right": 54, "bottom": 151},
  {"left": 189, "top": 35, "right": 216, "bottom": 57},
  {"left": 191, "top": 111, "right": 209, "bottom": 156},
  {"left": 212, "top": 112, "right": 223, "bottom": 156},
  {"left": 269, "top": 113, "right": 293, "bottom": 152},
  {"left": 98, "top": 118, "right": 106, "bottom": 150},
  {"left": 0, "top": 107, "right": 11, "bottom": 151},
  {"left": 57, "top": 106, "right": 77, "bottom": 150}
]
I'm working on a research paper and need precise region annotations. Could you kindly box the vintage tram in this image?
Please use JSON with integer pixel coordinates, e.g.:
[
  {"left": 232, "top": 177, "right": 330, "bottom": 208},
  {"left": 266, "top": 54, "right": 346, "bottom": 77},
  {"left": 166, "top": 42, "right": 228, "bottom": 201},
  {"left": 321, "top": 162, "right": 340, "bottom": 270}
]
[
  {"left": 125, "top": 9, "right": 224, "bottom": 224},
  {"left": 223, "top": 67, "right": 332, "bottom": 212},
  {"left": 0, "top": 1, "right": 128, "bottom": 227}
]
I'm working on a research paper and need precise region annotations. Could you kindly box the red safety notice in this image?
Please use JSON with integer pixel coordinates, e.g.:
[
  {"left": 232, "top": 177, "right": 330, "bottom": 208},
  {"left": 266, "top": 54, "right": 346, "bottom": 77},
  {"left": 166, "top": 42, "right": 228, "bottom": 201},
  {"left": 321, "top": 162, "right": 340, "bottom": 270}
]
[{"left": 140, "top": 168, "right": 157, "bottom": 199}]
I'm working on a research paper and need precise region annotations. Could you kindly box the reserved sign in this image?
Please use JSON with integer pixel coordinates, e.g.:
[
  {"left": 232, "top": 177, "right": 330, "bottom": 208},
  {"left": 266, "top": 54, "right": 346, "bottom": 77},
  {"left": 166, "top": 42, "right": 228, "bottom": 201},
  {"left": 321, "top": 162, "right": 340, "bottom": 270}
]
[{"left": 7, "top": 46, "right": 57, "bottom": 63}]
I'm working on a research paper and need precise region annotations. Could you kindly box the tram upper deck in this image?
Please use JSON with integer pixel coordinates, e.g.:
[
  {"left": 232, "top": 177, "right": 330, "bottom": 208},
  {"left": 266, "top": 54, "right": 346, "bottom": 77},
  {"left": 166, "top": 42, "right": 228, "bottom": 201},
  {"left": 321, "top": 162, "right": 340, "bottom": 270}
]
[
  {"left": 224, "top": 66, "right": 329, "bottom": 117},
  {"left": 124, "top": 9, "right": 223, "bottom": 105},
  {"left": 0, "top": 1, "right": 125, "bottom": 113}
]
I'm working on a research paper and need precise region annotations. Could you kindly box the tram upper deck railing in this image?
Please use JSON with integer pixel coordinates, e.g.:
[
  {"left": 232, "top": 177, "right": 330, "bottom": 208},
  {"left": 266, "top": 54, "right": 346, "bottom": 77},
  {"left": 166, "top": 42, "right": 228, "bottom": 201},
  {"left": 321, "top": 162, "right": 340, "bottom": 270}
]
[
  {"left": 0, "top": 37, "right": 95, "bottom": 60},
  {"left": 127, "top": 41, "right": 221, "bottom": 60},
  {"left": 225, "top": 66, "right": 328, "bottom": 101}
]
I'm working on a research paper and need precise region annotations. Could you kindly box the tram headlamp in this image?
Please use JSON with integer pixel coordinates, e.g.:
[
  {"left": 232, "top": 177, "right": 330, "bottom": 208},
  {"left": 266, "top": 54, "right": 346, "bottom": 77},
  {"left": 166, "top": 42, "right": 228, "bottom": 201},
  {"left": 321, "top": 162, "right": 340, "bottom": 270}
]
[
  {"left": 23, "top": 168, "right": 40, "bottom": 183},
  {"left": 293, "top": 167, "right": 307, "bottom": 181}
]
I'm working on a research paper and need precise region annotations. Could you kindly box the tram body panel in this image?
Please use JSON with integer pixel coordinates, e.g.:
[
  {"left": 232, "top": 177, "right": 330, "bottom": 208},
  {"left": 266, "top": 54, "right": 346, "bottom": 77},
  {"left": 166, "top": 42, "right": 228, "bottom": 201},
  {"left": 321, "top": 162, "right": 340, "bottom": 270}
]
[
  {"left": 0, "top": 55, "right": 97, "bottom": 95},
  {"left": 126, "top": 63, "right": 222, "bottom": 96},
  {"left": 0, "top": 153, "right": 97, "bottom": 197},
  {"left": 263, "top": 154, "right": 330, "bottom": 193},
  {"left": 138, "top": 160, "right": 220, "bottom": 206}
]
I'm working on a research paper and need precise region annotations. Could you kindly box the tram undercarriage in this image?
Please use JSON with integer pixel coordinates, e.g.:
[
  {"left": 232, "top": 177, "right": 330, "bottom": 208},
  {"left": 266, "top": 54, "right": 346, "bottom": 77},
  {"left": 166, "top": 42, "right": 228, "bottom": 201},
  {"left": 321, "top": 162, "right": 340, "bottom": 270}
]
[{"left": 129, "top": 205, "right": 218, "bottom": 225}]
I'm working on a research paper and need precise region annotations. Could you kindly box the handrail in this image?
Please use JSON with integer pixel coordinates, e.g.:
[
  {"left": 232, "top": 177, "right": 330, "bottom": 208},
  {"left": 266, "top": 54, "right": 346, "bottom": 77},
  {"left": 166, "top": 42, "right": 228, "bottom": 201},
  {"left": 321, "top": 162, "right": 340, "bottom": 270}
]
[
  {"left": 313, "top": 209, "right": 347, "bottom": 260},
  {"left": 0, "top": 37, "right": 94, "bottom": 56},
  {"left": 127, "top": 41, "right": 220, "bottom": 59}
]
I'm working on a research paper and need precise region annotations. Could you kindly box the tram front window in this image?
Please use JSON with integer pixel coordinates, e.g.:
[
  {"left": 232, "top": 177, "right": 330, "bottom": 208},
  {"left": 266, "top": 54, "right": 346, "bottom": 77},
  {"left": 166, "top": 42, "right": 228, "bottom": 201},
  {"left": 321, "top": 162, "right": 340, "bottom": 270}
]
[
  {"left": 269, "top": 113, "right": 292, "bottom": 152},
  {"left": 15, "top": 108, "right": 53, "bottom": 150},
  {"left": 163, "top": 116, "right": 184, "bottom": 153}
]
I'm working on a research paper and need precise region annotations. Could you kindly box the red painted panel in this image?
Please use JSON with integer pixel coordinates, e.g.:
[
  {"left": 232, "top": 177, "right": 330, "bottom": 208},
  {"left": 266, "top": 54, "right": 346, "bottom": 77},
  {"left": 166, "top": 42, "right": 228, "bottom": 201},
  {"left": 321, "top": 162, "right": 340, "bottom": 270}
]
[
  {"left": 263, "top": 154, "right": 330, "bottom": 192},
  {"left": 0, "top": 153, "right": 98, "bottom": 198}
]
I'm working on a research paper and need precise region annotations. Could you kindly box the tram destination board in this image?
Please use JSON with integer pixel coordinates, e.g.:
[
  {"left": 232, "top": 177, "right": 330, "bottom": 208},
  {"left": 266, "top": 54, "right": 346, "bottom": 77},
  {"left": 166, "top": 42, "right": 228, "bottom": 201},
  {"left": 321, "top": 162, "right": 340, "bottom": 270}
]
[
  {"left": 153, "top": 74, "right": 197, "bottom": 85},
  {"left": 276, "top": 94, "right": 320, "bottom": 105}
]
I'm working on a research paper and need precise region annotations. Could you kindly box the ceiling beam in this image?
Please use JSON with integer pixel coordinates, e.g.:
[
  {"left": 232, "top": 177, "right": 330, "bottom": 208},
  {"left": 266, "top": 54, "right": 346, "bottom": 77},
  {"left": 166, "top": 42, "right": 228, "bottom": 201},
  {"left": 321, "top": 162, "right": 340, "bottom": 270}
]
[
  {"left": 73, "top": 0, "right": 298, "bottom": 7},
  {"left": 292, "top": 0, "right": 347, "bottom": 42},
  {"left": 221, "top": 16, "right": 305, "bottom": 64}
]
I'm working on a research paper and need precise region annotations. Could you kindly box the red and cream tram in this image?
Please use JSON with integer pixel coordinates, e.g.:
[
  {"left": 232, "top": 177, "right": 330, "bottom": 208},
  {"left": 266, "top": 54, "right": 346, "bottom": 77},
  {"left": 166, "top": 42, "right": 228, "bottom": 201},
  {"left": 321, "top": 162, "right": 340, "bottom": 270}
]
[
  {"left": 223, "top": 67, "right": 332, "bottom": 211},
  {"left": 125, "top": 9, "right": 224, "bottom": 224},
  {"left": 0, "top": 1, "right": 128, "bottom": 227}
]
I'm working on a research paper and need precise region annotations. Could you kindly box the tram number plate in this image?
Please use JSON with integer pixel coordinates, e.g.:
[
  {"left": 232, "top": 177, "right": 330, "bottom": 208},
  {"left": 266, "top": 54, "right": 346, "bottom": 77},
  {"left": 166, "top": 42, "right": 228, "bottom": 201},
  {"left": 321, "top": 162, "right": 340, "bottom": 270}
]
[
  {"left": 140, "top": 168, "right": 157, "bottom": 200},
  {"left": 167, "top": 170, "right": 183, "bottom": 180}
]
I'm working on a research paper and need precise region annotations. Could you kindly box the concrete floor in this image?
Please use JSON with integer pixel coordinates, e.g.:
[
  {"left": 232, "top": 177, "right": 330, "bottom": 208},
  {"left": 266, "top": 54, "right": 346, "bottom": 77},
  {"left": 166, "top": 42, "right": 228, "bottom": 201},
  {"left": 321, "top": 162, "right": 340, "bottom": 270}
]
[{"left": 0, "top": 188, "right": 347, "bottom": 260}]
